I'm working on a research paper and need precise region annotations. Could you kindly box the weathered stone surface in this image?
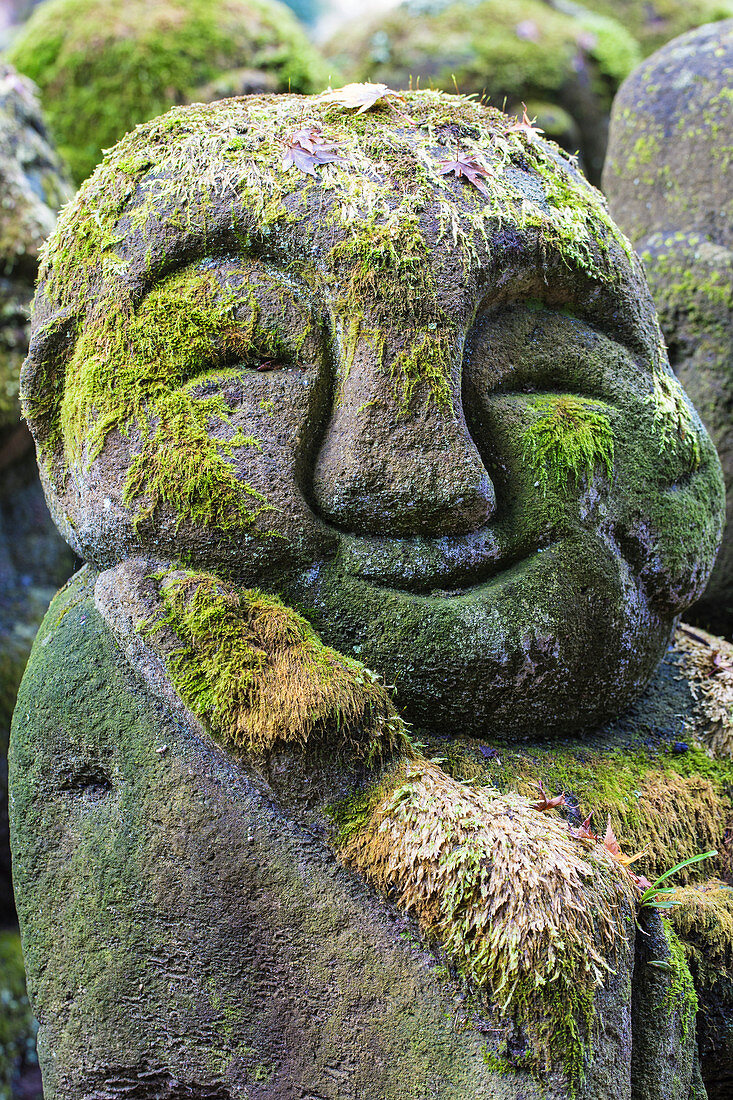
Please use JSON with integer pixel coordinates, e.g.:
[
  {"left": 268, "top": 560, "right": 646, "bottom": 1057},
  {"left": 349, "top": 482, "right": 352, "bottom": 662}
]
[
  {"left": 603, "top": 21, "right": 733, "bottom": 634},
  {"left": 11, "top": 568, "right": 720, "bottom": 1100},
  {"left": 322, "top": 0, "right": 642, "bottom": 183},
  {"left": 5, "top": 0, "right": 333, "bottom": 184}
]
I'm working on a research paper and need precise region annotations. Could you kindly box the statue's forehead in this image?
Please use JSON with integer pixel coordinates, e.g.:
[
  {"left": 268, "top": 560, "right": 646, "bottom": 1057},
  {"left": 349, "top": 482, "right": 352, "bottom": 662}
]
[{"left": 34, "top": 91, "right": 650, "bottom": 355}]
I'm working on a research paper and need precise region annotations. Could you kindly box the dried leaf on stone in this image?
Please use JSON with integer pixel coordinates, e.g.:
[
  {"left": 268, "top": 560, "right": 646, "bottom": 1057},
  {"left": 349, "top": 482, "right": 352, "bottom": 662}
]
[
  {"left": 437, "top": 155, "right": 493, "bottom": 198},
  {"left": 318, "top": 82, "right": 404, "bottom": 114},
  {"left": 282, "top": 127, "right": 345, "bottom": 175},
  {"left": 569, "top": 813, "right": 597, "bottom": 843},
  {"left": 505, "top": 103, "right": 544, "bottom": 143},
  {"left": 531, "top": 779, "right": 565, "bottom": 812},
  {"left": 629, "top": 870, "right": 653, "bottom": 892},
  {"left": 602, "top": 816, "right": 645, "bottom": 866}
]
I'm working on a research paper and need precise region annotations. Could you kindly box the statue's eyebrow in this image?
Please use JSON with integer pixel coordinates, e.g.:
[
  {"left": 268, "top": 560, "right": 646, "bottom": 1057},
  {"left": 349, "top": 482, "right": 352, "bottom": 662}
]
[{"left": 474, "top": 252, "right": 654, "bottom": 361}]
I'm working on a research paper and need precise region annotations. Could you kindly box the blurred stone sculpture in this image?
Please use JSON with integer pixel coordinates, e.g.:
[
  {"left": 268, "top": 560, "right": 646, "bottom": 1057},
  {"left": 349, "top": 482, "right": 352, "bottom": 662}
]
[
  {"left": 575, "top": 0, "right": 733, "bottom": 56},
  {"left": 5, "top": 0, "right": 332, "bottom": 184},
  {"left": 0, "top": 62, "right": 74, "bottom": 925},
  {"left": 604, "top": 20, "right": 733, "bottom": 634},
  {"left": 322, "top": 0, "right": 643, "bottom": 184},
  {"left": 10, "top": 89, "right": 729, "bottom": 1098}
]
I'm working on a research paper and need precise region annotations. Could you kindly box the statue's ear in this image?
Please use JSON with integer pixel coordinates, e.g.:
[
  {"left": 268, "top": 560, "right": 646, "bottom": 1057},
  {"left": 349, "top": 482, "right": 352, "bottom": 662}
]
[{"left": 94, "top": 557, "right": 203, "bottom": 735}]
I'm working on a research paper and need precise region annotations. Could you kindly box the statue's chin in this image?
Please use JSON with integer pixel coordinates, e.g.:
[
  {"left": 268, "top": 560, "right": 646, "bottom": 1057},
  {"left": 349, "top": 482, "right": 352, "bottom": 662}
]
[{"left": 282, "top": 533, "right": 674, "bottom": 739}]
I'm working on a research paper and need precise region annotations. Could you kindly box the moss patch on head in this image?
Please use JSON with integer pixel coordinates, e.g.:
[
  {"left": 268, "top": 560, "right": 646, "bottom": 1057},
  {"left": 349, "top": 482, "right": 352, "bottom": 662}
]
[
  {"left": 26, "top": 89, "right": 638, "bottom": 515},
  {"left": 143, "top": 568, "right": 405, "bottom": 756},
  {"left": 6, "top": 0, "right": 332, "bottom": 183},
  {"left": 335, "top": 757, "right": 636, "bottom": 1092},
  {"left": 522, "top": 394, "right": 614, "bottom": 495}
]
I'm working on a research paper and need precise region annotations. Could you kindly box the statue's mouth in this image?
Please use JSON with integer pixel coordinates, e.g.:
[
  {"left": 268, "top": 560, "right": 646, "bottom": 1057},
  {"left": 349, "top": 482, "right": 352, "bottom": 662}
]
[{"left": 336, "top": 527, "right": 549, "bottom": 594}]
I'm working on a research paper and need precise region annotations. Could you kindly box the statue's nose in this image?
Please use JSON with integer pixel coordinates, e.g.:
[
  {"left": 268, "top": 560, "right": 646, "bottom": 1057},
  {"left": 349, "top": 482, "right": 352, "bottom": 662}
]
[{"left": 312, "top": 333, "right": 496, "bottom": 538}]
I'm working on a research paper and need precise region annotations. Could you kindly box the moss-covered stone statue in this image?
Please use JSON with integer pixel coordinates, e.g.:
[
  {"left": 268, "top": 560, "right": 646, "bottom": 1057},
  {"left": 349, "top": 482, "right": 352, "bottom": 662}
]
[
  {"left": 11, "top": 88, "right": 732, "bottom": 1098},
  {"left": 0, "top": 62, "right": 74, "bottom": 928},
  {"left": 603, "top": 21, "right": 733, "bottom": 636},
  {"left": 575, "top": 0, "right": 733, "bottom": 57},
  {"left": 322, "top": 0, "right": 642, "bottom": 185},
  {"left": 4, "top": 0, "right": 333, "bottom": 185}
]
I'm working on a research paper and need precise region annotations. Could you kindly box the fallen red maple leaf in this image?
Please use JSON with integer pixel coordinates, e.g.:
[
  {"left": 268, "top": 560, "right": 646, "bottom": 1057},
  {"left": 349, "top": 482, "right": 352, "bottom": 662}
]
[
  {"left": 504, "top": 103, "right": 544, "bottom": 143},
  {"left": 603, "top": 816, "right": 646, "bottom": 866},
  {"left": 628, "top": 870, "right": 653, "bottom": 892},
  {"left": 318, "top": 82, "right": 404, "bottom": 114},
  {"left": 531, "top": 779, "right": 566, "bottom": 812},
  {"left": 282, "top": 127, "right": 345, "bottom": 175},
  {"left": 437, "top": 154, "right": 493, "bottom": 198},
  {"left": 569, "top": 813, "right": 597, "bottom": 842}
]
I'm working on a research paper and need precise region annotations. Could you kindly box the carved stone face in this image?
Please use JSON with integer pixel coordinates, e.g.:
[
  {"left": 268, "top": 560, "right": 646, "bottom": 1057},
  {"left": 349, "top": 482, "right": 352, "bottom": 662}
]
[{"left": 23, "top": 92, "right": 724, "bottom": 737}]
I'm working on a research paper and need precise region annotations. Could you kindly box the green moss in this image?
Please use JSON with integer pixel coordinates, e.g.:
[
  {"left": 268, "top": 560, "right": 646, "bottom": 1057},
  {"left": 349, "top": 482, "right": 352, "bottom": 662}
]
[
  {"left": 0, "top": 931, "right": 37, "bottom": 1098},
  {"left": 54, "top": 265, "right": 297, "bottom": 531},
  {"left": 328, "top": 213, "right": 433, "bottom": 320},
  {"left": 660, "top": 919, "right": 698, "bottom": 1042},
  {"left": 648, "top": 371, "right": 702, "bottom": 473},
  {"left": 440, "top": 736, "right": 732, "bottom": 886},
  {"left": 521, "top": 395, "right": 614, "bottom": 495},
  {"left": 7, "top": 0, "right": 332, "bottom": 183},
  {"left": 389, "top": 329, "right": 454, "bottom": 413},
  {"left": 143, "top": 568, "right": 405, "bottom": 755}
]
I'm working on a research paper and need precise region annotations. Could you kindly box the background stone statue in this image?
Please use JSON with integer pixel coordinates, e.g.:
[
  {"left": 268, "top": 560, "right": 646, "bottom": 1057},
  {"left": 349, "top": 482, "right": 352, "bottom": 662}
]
[
  {"left": 0, "top": 59, "right": 73, "bottom": 1099},
  {"left": 4, "top": 0, "right": 333, "bottom": 184},
  {"left": 603, "top": 20, "right": 733, "bottom": 635},
  {"left": 322, "top": 0, "right": 641, "bottom": 184},
  {"left": 11, "top": 88, "right": 729, "bottom": 1098}
]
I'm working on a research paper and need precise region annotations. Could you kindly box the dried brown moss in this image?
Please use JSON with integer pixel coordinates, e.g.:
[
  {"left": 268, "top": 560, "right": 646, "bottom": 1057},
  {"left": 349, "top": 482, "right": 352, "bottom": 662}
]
[{"left": 336, "top": 757, "right": 636, "bottom": 1089}]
